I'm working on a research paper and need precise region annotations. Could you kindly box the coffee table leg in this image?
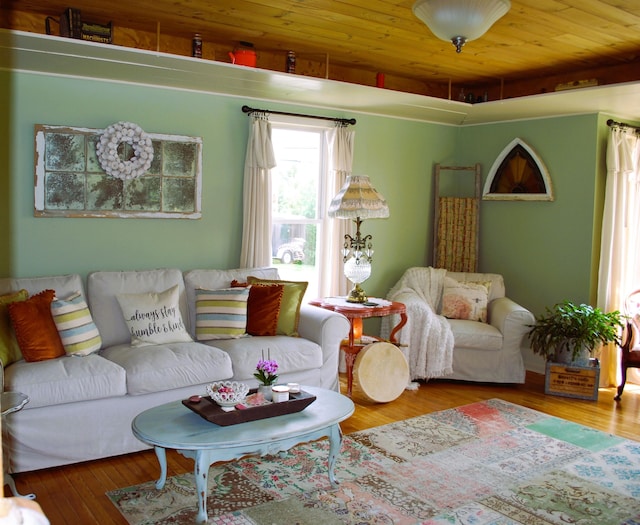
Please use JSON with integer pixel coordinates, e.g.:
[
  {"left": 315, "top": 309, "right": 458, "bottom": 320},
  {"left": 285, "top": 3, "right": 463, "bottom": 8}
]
[
  {"left": 327, "top": 423, "right": 343, "bottom": 488},
  {"left": 154, "top": 446, "right": 168, "bottom": 490},
  {"left": 194, "top": 450, "right": 211, "bottom": 524}
]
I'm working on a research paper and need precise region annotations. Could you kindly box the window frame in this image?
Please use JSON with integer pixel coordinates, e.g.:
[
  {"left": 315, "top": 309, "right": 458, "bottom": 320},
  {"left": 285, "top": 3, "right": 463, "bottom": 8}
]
[{"left": 269, "top": 116, "right": 334, "bottom": 299}]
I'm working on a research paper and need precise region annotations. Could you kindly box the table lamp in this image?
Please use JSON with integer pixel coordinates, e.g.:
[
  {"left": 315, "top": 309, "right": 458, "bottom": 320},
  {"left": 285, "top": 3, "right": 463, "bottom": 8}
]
[{"left": 328, "top": 175, "right": 389, "bottom": 303}]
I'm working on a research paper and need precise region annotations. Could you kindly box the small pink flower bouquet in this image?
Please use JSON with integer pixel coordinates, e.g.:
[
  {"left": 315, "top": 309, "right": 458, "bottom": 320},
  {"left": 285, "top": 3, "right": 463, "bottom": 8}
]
[{"left": 254, "top": 349, "right": 278, "bottom": 386}]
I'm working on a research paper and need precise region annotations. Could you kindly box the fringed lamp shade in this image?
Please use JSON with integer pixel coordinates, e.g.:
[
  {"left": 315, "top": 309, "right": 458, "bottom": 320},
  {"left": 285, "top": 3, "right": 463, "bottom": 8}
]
[{"left": 328, "top": 175, "right": 390, "bottom": 220}]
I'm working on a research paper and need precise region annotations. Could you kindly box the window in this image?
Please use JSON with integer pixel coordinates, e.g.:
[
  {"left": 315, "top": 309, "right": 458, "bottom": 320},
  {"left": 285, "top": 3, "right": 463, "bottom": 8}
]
[{"left": 270, "top": 121, "right": 331, "bottom": 300}]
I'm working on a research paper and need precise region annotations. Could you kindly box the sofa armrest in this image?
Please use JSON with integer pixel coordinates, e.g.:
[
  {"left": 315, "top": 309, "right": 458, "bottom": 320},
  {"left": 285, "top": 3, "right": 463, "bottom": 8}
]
[
  {"left": 488, "top": 297, "right": 535, "bottom": 351},
  {"left": 297, "top": 304, "right": 350, "bottom": 389},
  {"left": 298, "top": 304, "right": 350, "bottom": 349}
]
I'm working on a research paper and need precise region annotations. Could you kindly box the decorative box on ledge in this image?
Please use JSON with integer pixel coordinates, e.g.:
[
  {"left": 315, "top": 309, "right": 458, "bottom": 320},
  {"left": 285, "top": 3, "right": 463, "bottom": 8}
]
[{"left": 544, "top": 360, "right": 600, "bottom": 401}]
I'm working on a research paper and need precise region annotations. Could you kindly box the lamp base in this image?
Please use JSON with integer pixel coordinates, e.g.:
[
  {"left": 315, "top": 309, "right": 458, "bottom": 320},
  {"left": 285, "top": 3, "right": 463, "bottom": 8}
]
[{"left": 346, "top": 283, "right": 368, "bottom": 303}]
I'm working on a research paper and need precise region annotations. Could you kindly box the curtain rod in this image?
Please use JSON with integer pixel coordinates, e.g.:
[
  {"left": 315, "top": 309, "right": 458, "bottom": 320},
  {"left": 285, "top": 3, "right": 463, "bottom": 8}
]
[
  {"left": 607, "top": 119, "right": 640, "bottom": 132},
  {"left": 242, "top": 105, "right": 356, "bottom": 126}
]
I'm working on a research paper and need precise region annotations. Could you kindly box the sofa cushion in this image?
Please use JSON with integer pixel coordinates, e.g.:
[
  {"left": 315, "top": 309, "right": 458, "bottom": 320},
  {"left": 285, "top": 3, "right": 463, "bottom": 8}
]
[
  {"left": 4, "top": 354, "right": 126, "bottom": 409},
  {"left": 88, "top": 269, "right": 188, "bottom": 348},
  {"left": 195, "top": 287, "right": 249, "bottom": 340},
  {"left": 0, "top": 289, "right": 28, "bottom": 366},
  {"left": 448, "top": 319, "right": 502, "bottom": 351},
  {"left": 246, "top": 277, "right": 308, "bottom": 337},
  {"left": 51, "top": 292, "right": 102, "bottom": 356},
  {"left": 183, "top": 267, "right": 279, "bottom": 336},
  {"left": 116, "top": 284, "right": 193, "bottom": 347},
  {"left": 101, "top": 341, "right": 233, "bottom": 395},
  {"left": 9, "top": 290, "right": 66, "bottom": 362},
  {"left": 441, "top": 277, "right": 490, "bottom": 322},
  {"left": 210, "top": 335, "right": 323, "bottom": 381}
]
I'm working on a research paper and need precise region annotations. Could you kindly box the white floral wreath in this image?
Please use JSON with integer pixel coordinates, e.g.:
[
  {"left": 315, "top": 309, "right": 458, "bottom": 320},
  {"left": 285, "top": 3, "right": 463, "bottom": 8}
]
[{"left": 96, "top": 121, "right": 154, "bottom": 180}]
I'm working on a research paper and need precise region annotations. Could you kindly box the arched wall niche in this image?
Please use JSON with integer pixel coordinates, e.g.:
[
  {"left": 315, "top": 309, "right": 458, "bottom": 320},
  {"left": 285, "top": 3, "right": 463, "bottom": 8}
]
[{"left": 483, "top": 138, "right": 554, "bottom": 201}]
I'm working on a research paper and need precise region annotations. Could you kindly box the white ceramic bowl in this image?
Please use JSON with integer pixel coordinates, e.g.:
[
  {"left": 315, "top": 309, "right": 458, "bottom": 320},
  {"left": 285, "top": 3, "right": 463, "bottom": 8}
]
[{"left": 206, "top": 381, "right": 250, "bottom": 407}]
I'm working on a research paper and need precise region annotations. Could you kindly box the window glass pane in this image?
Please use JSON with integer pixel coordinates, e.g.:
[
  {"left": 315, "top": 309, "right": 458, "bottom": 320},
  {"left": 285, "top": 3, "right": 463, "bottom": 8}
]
[
  {"left": 271, "top": 129, "right": 320, "bottom": 219},
  {"left": 272, "top": 223, "right": 318, "bottom": 299},
  {"left": 270, "top": 126, "right": 324, "bottom": 300}
]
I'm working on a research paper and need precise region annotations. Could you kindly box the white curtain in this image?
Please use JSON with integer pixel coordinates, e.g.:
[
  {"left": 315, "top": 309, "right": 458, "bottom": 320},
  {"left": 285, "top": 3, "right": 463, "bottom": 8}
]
[
  {"left": 320, "top": 124, "right": 355, "bottom": 297},
  {"left": 597, "top": 125, "right": 640, "bottom": 386},
  {"left": 240, "top": 114, "right": 277, "bottom": 268}
]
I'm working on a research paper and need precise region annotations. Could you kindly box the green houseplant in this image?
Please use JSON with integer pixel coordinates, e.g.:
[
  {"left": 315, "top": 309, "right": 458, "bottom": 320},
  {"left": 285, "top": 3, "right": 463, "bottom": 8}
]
[{"left": 528, "top": 301, "right": 625, "bottom": 364}]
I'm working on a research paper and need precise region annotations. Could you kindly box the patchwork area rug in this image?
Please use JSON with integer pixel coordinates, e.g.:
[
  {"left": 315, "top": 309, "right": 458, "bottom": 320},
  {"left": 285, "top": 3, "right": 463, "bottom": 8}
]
[{"left": 107, "top": 398, "right": 640, "bottom": 524}]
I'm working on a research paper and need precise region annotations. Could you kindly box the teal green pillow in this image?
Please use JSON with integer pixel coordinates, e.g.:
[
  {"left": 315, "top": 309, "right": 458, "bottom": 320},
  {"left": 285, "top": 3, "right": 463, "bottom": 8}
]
[{"left": 247, "top": 277, "right": 307, "bottom": 337}]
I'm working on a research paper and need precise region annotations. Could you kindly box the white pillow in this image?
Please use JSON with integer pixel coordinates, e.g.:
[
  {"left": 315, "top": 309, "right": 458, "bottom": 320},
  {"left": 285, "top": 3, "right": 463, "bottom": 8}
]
[
  {"left": 116, "top": 285, "right": 192, "bottom": 347},
  {"left": 51, "top": 291, "right": 102, "bottom": 356}
]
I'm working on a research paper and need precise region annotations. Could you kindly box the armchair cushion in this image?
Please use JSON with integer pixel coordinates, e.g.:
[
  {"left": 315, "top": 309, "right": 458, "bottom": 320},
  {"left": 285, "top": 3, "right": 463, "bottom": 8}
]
[{"left": 448, "top": 319, "right": 502, "bottom": 350}]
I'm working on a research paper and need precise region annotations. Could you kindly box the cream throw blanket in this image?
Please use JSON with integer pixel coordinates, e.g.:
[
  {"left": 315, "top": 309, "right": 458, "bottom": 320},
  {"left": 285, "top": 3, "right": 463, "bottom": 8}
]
[{"left": 381, "top": 267, "right": 454, "bottom": 380}]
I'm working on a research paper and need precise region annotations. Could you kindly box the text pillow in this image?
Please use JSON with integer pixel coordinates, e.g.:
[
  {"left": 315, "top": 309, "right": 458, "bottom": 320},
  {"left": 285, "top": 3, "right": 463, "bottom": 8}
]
[
  {"left": 0, "top": 289, "right": 29, "bottom": 366},
  {"left": 441, "top": 277, "right": 491, "bottom": 323},
  {"left": 247, "top": 277, "right": 308, "bottom": 336},
  {"left": 116, "top": 285, "right": 192, "bottom": 347},
  {"left": 8, "top": 289, "right": 66, "bottom": 362},
  {"left": 195, "top": 287, "right": 249, "bottom": 341},
  {"left": 51, "top": 292, "right": 102, "bottom": 356}
]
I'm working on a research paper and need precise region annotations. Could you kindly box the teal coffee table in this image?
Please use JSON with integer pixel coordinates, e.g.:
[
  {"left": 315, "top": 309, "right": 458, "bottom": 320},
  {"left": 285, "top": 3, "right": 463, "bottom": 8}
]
[{"left": 132, "top": 385, "right": 354, "bottom": 523}]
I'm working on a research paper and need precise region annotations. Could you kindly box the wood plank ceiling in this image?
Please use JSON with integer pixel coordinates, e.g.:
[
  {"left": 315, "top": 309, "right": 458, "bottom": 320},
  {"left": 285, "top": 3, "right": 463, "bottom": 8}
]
[{"left": 4, "top": 0, "right": 640, "bottom": 101}]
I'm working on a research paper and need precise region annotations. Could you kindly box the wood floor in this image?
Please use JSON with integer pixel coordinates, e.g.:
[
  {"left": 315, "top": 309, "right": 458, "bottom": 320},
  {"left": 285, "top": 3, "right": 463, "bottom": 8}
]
[{"left": 11, "top": 372, "right": 640, "bottom": 525}]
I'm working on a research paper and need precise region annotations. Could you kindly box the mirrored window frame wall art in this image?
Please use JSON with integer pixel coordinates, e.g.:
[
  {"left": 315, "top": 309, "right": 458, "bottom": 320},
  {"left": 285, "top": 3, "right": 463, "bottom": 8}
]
[{"left": 34, "top": 124, "right": 203, "bottom": 219}]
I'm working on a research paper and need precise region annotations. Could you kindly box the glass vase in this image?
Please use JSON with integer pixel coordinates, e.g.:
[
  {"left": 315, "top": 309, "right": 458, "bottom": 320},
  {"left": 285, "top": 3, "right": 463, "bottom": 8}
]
[{"left": 258, "top": 384, "right": 273, "bottom": 401}]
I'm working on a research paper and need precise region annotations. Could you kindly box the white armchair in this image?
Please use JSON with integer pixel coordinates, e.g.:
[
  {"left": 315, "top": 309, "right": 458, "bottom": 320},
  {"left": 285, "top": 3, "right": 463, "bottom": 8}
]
[{"left": 382, "top": 267, "right": 534, "bottom": 384}]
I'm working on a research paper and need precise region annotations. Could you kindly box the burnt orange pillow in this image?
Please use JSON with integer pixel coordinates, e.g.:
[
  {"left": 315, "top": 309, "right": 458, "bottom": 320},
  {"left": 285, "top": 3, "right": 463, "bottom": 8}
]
[
  {"left": 246, "top": 284, "right": 284, "bottom": 336},
  {"left": 8, "top": 289, "right": 65, "bottom": 362},
  {"left": 230, "top": 281, "right": 284, "bottom": 336}
]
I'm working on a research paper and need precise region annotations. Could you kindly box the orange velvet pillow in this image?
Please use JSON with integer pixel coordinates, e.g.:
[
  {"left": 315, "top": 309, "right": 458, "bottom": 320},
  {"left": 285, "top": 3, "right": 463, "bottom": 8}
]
[
  {"left": 231, "top": 281, "right": 284, "bottom": 336},
  {"left": 8, "top": 289, "right": 65, "bottom": 362},
  {"left": 246, "top": 284, "right": 284, "bottom": 336}
]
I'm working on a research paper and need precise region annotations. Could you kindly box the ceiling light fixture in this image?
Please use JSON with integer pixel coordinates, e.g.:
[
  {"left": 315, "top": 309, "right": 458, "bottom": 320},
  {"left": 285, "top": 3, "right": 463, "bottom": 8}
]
[{"left": 412, "top": 0, "right": 511, "bottom": 53}]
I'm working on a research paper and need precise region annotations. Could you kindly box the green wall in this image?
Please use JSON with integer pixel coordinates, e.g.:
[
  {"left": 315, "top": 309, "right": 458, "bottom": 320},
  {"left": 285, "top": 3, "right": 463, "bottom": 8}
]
[
  {"left": 4, "top": 69, "right": 613, "bottom": 372},
  {"left": 458, "top": 116, "right": 605, "bottom": 371},
  {"left": 458, "top": 116, "right": 601, "bottom": 313},
  {"left": 4, "top": 70, "right": 455, "bottom": 292}
]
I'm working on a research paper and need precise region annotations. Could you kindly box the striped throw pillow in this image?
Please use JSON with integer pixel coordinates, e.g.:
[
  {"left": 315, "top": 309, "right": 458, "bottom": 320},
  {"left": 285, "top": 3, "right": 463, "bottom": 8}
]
[
  {"left": 195, "top": 287, "right": 249, "bottom": 341},
  {"left": 51, "top": 292, "right": 102, "bottom": 356}
]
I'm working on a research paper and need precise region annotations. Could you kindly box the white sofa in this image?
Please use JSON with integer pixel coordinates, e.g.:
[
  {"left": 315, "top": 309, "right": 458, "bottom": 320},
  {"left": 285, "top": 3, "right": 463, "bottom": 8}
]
[
  {"left": 0, "top": 267, "right": 349, "bottom": 473},
  {"left": 383, "top": 267, "right": 534, "bottom": 384}
]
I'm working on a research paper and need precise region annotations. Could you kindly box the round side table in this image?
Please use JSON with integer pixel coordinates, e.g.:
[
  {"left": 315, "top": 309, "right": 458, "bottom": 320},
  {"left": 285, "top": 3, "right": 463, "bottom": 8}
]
[{"left": 309, "top": 298, "right": 408, "bottom": 398}]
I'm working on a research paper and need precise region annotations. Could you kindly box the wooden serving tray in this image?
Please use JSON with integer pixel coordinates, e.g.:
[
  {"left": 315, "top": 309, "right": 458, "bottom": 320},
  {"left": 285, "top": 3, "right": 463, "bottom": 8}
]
[{"left": 182, "top": 389, "right": 317, "bottom": 426}]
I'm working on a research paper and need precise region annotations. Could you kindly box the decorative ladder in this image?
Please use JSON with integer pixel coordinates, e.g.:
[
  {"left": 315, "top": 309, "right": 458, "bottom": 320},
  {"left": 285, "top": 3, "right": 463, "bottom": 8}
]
[{"left": 432, "top": 163, "right": 481, "bottom": 272}]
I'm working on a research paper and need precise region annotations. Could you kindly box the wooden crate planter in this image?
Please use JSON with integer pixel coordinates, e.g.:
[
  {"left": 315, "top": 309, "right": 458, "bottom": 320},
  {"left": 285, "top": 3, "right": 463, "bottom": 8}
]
[{"left": 544, "top": 361, "right": 600, "bottom": 401}]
